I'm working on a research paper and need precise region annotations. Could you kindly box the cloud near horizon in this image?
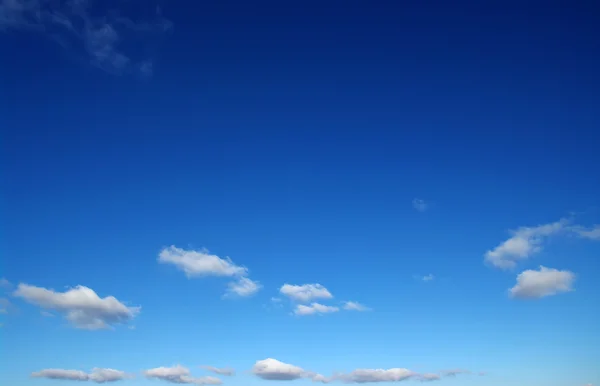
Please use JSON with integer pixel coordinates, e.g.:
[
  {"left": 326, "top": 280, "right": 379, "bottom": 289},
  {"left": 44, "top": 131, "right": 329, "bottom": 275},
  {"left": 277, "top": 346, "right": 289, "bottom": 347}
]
[
  {"left": 251, "top": 358, "right": 478, "bottom": 383},
  {"left": 144, "top": 365, "right": 222, "bottom": 385},
  {"left": 31, "top": 368, "right": 130, "bottom": 383}
]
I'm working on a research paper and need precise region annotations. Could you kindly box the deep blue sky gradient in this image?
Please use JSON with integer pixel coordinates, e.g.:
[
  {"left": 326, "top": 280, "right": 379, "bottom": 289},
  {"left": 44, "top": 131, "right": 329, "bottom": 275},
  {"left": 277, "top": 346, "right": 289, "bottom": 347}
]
[{"left": 1, "top": 1, "right": 600, "bottom": 386}]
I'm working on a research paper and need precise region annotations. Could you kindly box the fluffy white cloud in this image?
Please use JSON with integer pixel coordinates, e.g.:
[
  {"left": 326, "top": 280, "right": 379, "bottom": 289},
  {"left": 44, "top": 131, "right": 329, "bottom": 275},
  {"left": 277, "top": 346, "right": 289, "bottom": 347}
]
[
  {"left": 31, "top": 368, "right": 129, "bottom": 383},
  {"left": 294, "top": 303, "right": 339, "bottom": 316},
  {"left": 13, "top": 283, "right": 139, "bottom": 330},
  {"left": 226, "top": 277, "right": 262, "bottom": 297},
  {"left": 200, "top": 366, "right": 235, "bottom": 376},
  {"left": 159, "top": 246, "right": 248, "bottom": 278},
  {"left": 252, "top": 358, "right": 311, "bottom": 381},
  {"left": 144, "top": 365, "right": 222, "bottom": 385},
  {"left": 509, "top": 266, "right": 575, "bottom": 299},
  {"left": 484, "top": 219, "right": 568, "bottom": 269},
  {"left": 412, "top": 199, "right": 428, "bottom": 212},
  {"left": 342, "top": 301, "right": 370, "bottom": 312},
  {"left": 280, "top": 284, "right": 333, "bottom": 303},
  {"left": 338, "top": 368, "right": 416, "bottom": 383}
]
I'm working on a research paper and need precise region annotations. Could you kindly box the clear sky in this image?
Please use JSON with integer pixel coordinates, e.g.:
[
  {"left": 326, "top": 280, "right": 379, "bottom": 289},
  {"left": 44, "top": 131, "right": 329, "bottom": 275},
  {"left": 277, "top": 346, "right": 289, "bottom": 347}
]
[{"left": 1, "top": 1, "right": 599, "bottom": 386}]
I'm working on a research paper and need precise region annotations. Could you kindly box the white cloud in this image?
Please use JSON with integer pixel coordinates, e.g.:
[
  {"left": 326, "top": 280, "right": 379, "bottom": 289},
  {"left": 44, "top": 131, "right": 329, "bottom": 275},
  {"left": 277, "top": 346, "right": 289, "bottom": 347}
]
[
  {"left": 294, "top": 303, "right": 340, "bottom": 316},
  {"left": 0, "top": 0, "right": 172, "bottom": 75},
  {"left": 41, "top": 310, "right": 55, "bottom": 317},
  {"left": 199, "top": 366, "right": 235, "bottom": 376},
  {"left": 144, "top": 365, "right": 222, "bottom": 385},
  {"left": 0, "top": 277, "right": 11, "bottom": 288},
  {"left": 252, "top": 358, "right": 310, "bottom": 381},
  {"left": 226, "top": 277, "right": 262, "bottom": 297},
  {"left": 159, "top": 246, "right": 248, "bottom": 278},
  {"left": 484, "top": 218, "right": 569, "bottom": 269},
  {"left": 280, "top": 284, "right": 333, "bottom": 303},
  {"left": 13, "top": 283, "right": 139, "bottom": 330},
  {"left": 31, "top": 368, "right": 130, "bottom": 383},
  {"left": 509, "top": 266, "right": 575, "bottom": 299},
  {"left": 342, "top": 301, "right": 370, "bottom": 312},
  {"left": 338, "top": 368, "right": 416, "bottom": 383},
  {"left": 412, "top": 199, "right": 428, "bottom": 212}
]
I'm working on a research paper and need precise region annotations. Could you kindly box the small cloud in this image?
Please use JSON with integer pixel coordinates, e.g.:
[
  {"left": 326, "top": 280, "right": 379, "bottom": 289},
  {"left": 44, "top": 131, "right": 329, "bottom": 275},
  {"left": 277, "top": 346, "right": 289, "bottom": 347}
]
[
  {"left": 279, "top": 283, "right": 333, "bottom": 303},
  {"left": 225, "top": 277, "right": 262, "bottom": 298},
  {"left": 200, "top": 366, "right": 235, "bottom": 376},
  {"left": 40, "top": 311, "right": 55, "bottom": 317},
  {"left": 440, "top": 369, "right": 471, "bottom": 377},
  {"left": 159, "top": 246, "right": 248, "bottom": 278},
  {"left": 421, "top": 274, "right": 434, "bottom": 282},
  {"left": 13, "top": 283, "right": 139, "bottom": 330},
  {"left": 572, "top": 225, "right": 600, "bottom": 240},
  {"left": 252, "top": 358, "right": 310, "bottom": 381},
  {"left": 412, "top": 199, "right": 428, "bottom": 212},
  {"left": 294, "top": 303, "right": 340, "bottom": 316},
  {"left": 337, "top": 368, "right": 416, "bottom": 383},
  {"left": 271, "top": 297, "right": 282, "bottom": 303},
  {"left": 342, "top": 301, "right": 371, "bottom": 312},
  {"left": 31, "top": 368, "right": 131, "bottom": 383},
  {"left": 484, "top": 218, "right": 569, "bottom": 270},
  {"left": 144, "top": 365, "right": 222, "bottom": 385},
  {"left": 509, "top": 266, "right": 575, "bottom": 299},
  {"left": 416, "top": 373, "right": 440, "bottom": 382}
]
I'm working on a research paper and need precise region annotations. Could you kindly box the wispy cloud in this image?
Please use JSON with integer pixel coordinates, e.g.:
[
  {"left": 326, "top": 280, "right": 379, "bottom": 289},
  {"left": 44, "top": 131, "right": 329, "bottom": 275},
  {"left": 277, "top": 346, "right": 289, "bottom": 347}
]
[
  {"left": 0, "top": 0, "right": 172, "bottom": 75},
  {"left": 31, "top": 368, "right": 131, "bottom": 383},
  {"left": 199, "top": 366, "right": 235, "bottom": 377},
  {"left": 484, "top": 217, "right": 600, "bottom": 270},
  {"left": 144, "top": 365, "right": 222, "bottom": 385},
  {"left": 0, "top": 277, "right": 11, "bottom": 288},
  {"left": 342, "top": 301, "right": 371, "bottom": 312}
]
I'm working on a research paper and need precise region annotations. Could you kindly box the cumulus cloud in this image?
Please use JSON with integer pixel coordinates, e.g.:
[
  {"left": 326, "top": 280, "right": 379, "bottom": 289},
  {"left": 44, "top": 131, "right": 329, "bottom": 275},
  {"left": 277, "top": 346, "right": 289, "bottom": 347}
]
[
  {"left": 252, "top": 358, "right": 310, "bottom": 381},
  {"left": 294, "top": 303, "right": 340, "bottom": 316},
  {"left": 0, "top": 0, "right": 172, "bottom": 75},
  {"left": 159, "top": 246, "right": 248, "bottom": 277},
  {"left": 509, "top": 266, "right": 575, "bottom": 299},
  {"left": 226, "top": 277, "right": 262, "bottom": 297},
  {"left": 342, "top": 301, "right": 370, "bottom": 312},
  {"left": 144, "top": 365, "right": 222, "bottom": 385},
  {"left": 412, "top": 199, "right": 428, "bottom": 212},
  {"left": 280, "top": 284, "right": 333, "bottom": 303},
  {"left": 31, "top": 368, "right": 130, "bottom": 383},
  {"left": 199, "top": 366, "right": 235, "bottom": 376},
  {"left": 13, "top": 283, "right": 139, "bottom": 330},
  {"left": 484, "top": 218, "right": 569, "bottom": 269}
]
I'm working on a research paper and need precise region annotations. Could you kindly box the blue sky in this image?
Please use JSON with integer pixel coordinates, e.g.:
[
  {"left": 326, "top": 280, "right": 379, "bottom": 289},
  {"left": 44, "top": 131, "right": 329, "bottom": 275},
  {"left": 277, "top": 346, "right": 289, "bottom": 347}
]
[{"left": 1, "top": 1, "right": 600, "bottom": 386}]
